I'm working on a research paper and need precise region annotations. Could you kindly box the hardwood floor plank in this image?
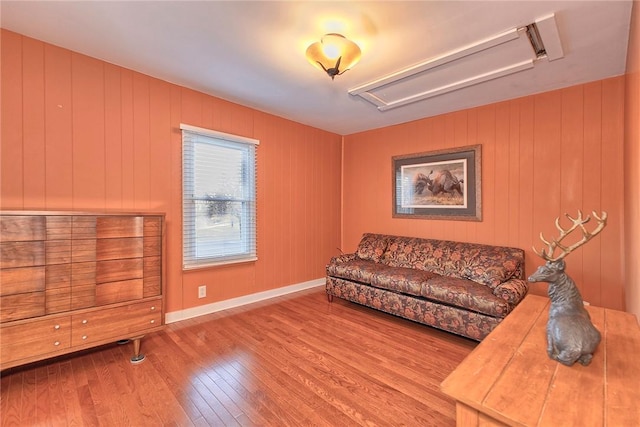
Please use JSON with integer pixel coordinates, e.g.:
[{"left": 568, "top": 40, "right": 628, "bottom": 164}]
[
  {"left": 291, "top": 307, "right": 446, "bottom": 423},
  {"left": 118, "top": 342, "right": 196, "bottom": 426},
  {"left": 145, "top": 333, "right": 212, "bottom": 425},
  {"left": 191, "top": 374, "right": 235, "bottom": 425},
  {"left": 230, "top": 292, "right": 471, "bottom": 425},
  {"left": 68, "top": 353, "right": 100, "bottom": 427},
  {"left": 290, "top": 304, "right": 462, "bottom": 419},
  {"left": 165, "top": 322, "right": 272, "bottom": 421},
  {"left": 90, "top": 350, "right": 137, "bottom": 426},
  {"left": 223, "top": 357, "right": 320, "bottom": 427},
  {"left": 208, "top": 324, "right": 337, "bottom": 426},
  {"left": 172, "top": 319, "right": 295, "bottom": 426},
  {"left": 280, "top": 329, "right": 449, "bottom": 425},
  {"left": 191, "top": 416, "right": 212, "bottom": 427},
  {"left": 46, "top": 363, "right": 69, "bottom": 426},
  {"left": 199, "top": 369, "right": 244, "bottom": 420},
  {"left": 18, "top": 368, "right": 33, "bottom": 425},
  {"left": 58, "top": 360, "right": 85, "bottom": 427},
  {"left": 0, "top": 288, "right": 476, "bottom": 426},
  {"left": 33, "top": 364, "right": 53, "bottom": 426},
  {"left": 218, "top": 314, "right": 390, "bottom": 426},
  {"left": 212, "top": 361, "right": 285, "bottom": 426},
  {"left": 177, "top": 313, "right": 350, "bottom": 426},
  {"left": 1, "top": 369, "right": 22, "bottom": 426},
  {"left": 93, "top": 346, "right": 160, "bottom": 426}
]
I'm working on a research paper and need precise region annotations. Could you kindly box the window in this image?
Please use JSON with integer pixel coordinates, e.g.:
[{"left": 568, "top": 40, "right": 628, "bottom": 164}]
[{"left": 181, "top": 124, "right": 258, "bottom": 269}]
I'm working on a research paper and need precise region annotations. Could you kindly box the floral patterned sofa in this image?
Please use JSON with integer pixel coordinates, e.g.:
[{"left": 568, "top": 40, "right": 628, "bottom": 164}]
[{"left": 326, "top": 233, "right": 528, "bottom": 340}]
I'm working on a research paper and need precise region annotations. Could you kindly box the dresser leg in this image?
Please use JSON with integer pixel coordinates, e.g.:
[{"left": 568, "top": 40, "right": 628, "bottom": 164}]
[{"left": 130, "top": 336, "right": 145, "bottom": 364}]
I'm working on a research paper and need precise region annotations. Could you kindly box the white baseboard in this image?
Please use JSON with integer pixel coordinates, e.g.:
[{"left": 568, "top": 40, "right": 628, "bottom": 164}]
[{"left": 165, "top": 278, "right": 325, "bottom": 324}]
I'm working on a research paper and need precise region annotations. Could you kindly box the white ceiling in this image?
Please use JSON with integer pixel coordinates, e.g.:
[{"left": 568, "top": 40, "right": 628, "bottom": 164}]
[{"left": 0, "top": 1, "right": 633, "bottom": 135}]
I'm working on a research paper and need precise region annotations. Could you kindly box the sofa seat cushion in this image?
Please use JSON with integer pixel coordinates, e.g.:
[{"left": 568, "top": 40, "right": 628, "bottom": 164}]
[
  {"left": 327, "top": 259, "right": 510, "bottom": 318},
  {"left": 422, "top": 276, "right": 511, "bottom": 318},
  {"left": 326, "top": 259, "right": 392, "bottom": 284},
  {"left": 329, "top": 260, "right": 440, "bottom": 298},
  {"left": 369, "top": 266, "right": 440, "bottom": 298}
]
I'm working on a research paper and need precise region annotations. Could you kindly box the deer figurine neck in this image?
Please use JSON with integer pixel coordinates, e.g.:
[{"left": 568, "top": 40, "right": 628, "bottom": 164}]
[{"left": 547, "top": 268, "right": 584, "bottom": 307}]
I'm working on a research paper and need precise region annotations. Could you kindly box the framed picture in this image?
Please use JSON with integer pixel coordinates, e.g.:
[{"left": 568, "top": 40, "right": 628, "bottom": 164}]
[{"left": 392, "top": 145, "right": 481, "bottom": 221}]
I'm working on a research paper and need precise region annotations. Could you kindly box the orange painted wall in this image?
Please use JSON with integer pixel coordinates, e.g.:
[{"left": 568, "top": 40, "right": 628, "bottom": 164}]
[
  {"left": 343, "top": 78, "right": 626, "bottom": 310},
  {"left": 0, "top": 30, "right": 343, "bottom": 314},
  {"left": 625, "top": 0, "right": 640, "bottom": 321}
]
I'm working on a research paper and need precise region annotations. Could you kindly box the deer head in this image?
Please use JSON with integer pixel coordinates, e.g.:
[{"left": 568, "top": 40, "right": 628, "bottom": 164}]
[
  {"left": 533, "top": 210, "right": 608, "bottom": 262},
  {"left": 528, "top": 259, "right": 567, "bottom": 283}
]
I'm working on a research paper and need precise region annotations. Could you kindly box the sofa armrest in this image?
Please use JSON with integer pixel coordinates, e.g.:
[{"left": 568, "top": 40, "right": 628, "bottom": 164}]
[{"left": 493, "top": 278, "right": 529, "bottom": 305}]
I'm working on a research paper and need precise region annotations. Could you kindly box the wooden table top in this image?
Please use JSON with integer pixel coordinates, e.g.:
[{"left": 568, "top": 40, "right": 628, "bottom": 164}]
[{"left": 441, "top": 294, "right": 640, "bottom": 426}]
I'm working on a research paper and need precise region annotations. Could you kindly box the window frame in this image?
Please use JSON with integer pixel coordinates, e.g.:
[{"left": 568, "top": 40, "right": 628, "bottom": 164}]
[{"left": 181, "top": 123, "right": 259, "bottom": 270}]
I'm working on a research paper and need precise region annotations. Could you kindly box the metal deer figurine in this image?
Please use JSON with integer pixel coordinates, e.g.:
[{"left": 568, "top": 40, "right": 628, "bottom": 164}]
[{"left": 528, "top": 210, "right": 607, "bottom": 366}]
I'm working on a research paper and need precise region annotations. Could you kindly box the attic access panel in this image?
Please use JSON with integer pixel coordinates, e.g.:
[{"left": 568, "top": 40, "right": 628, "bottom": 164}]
[{"left": 349, "top": 14, "right": 563, "bottom": 111}]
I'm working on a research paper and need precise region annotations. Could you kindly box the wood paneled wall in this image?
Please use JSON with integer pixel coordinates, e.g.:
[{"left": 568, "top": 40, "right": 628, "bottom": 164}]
[
  {"left": 624, "top": 0, "right": 640, "bottom": 321},
  {"left": 343, "top": 78, "right": 626, "bottom": 310},
  {"left": 1, "top": 28, "right": 633, "bottom": 315},
  {"left": 1, "top": 30, "right": 342, "bottom": 313}
]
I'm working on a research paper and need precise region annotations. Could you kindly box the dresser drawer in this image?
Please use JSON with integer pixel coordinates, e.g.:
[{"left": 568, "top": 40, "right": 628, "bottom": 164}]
[
  {"left": 0, "top": 241, "right": 44, "bottom": 269},
  {"left": 95, "top": 279, "right": 143, "bottom": 305},
  {"left": 96, "top": 258, "right": 143, "bottom": 284},
  {"left": 71, "top": 299, "right": 161, "bottom": 346},
  {"left": 0, "top": 292, "right": 45, "bottom": 322},
  {"left": 96, "top": 237, "right": 143, "bottom": 261},
  {"left": 143, "top": 216, "right": 162, "bottom": 237},
  {"left": 1, "top": 316, "right": 71, "bottom": 364},
  {"left": 0, "top": 216, "right": 45, "bottom": 241},
  {"left": 0, "top": 266, "right": 45, "bottom": 295},
  {"left": 96, "top": 216, "right": 143, "bottom": 238}
]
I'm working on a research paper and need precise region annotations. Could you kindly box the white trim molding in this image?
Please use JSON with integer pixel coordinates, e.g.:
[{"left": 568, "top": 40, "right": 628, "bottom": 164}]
[
  {"left": 165, "top": 278, "right": 325, "bottom": 324},
  {"left": 179, "top": 123, "right": 260, "bottom": 146}
]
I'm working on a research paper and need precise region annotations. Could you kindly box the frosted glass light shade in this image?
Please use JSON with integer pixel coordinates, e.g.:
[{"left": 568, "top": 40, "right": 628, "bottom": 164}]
[{"left": 306, "top": 33, "right": 361, "bottom": 80}]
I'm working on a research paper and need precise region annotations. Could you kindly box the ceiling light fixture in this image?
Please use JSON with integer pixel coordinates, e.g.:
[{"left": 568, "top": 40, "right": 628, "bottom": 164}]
[{"left": 306, "top": 33, "right": 361, "bottom": 80}]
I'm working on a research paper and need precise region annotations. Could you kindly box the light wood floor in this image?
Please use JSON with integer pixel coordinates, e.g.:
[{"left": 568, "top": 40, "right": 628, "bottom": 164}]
[{"left": 1, "top": 287, "right": 476, "bottom": 426}]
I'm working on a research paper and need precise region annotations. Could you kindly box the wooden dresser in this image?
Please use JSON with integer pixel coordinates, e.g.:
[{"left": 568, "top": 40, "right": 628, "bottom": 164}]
[
  {"left": 441, "top": 294, "right": 640, "bottom": 426},
  {"left": 0, "top": 211, "right": 165, "bottom": 370}
]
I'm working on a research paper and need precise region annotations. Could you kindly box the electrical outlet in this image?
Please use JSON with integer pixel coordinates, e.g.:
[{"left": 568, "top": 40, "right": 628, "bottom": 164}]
[{"left": 198, "top": 285, "right": 207, "bottom": 298}]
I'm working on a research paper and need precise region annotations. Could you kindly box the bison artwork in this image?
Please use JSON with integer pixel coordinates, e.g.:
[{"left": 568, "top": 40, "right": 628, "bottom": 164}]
[{"left": 414, "top": 170, "right": 463, "bottom": 197}]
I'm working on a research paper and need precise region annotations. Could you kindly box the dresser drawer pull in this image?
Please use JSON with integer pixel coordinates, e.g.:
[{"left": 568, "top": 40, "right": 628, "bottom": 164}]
[
  {"left": 150, "top": 320, "right": 155, "bottom": 324},
  {"left": 82, "top": 335, "right": 88, "bottom": 340},
  {"left": 150, "top": 306, "right": 156, "bottom": 311},
  {"left": 82, "top": 319, "right": 88, "bottom": 324},
  {"left": 54, "top": 341, "right": 60, "bottom": 346},
  {"left": 54, "top": 324, "right": 60, "bottom": 330}
]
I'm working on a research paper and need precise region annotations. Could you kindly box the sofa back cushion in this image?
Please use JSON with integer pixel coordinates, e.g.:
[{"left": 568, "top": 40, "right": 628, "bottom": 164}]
[{"left": 376, "top": 234, "right": 523, "bottom": 289}]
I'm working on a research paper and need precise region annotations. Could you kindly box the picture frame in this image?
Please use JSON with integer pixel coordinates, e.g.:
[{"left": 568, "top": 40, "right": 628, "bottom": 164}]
[{"left": 392, "top": 144, "right": 482, "bottom": 221}]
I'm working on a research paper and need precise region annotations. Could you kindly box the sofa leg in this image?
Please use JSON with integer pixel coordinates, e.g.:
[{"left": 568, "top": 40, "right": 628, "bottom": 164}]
[{"left": 327, "top": 294, "right": 334, "bottom": 303}]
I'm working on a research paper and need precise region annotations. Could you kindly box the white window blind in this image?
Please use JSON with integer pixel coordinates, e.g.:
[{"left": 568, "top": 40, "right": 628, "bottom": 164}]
[{"left": 181, "top": 124, "right": 258, "bottom": 269}]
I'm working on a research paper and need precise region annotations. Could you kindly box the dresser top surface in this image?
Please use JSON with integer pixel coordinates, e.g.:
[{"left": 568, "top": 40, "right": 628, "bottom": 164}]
[
  {"left": 441, "top": 294, "right": 640, "bottom": 426},
  {"left": 1, "top": 210, "right": 165, "bottom": 217}
]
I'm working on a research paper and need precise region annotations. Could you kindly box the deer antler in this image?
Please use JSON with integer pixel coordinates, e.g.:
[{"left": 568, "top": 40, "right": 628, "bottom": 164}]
[{"left": 533, "top": 210, "right": 608, "bottom": 262}]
